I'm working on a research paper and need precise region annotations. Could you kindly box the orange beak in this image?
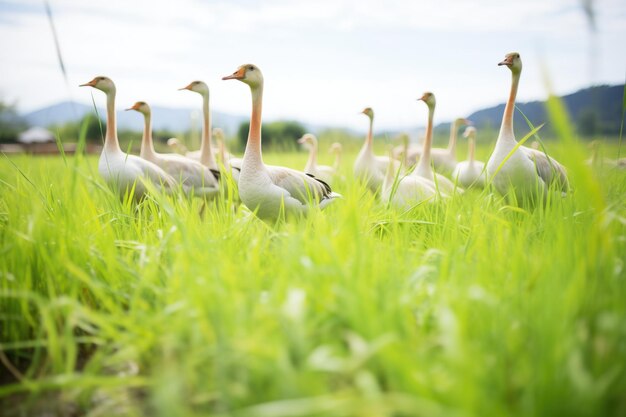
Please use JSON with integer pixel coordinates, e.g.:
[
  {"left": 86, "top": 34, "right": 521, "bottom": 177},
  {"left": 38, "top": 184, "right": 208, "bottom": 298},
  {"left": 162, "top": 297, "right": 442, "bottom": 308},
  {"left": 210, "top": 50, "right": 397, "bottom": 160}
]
[
  {"left": 125, "top": 102, "right": 141, "bottom": 111},
  {"left": 418, "top": 94, "right": 428, "bottom": 102},
  {"left": 79, "top": 78, "right": 98, "bottom": 87},
  {"left": 498, "top": 56, "right": 513, "bottom": 67},
  {"left": 178, "top": 82, "right": 194, "bottom": 91},
  {"left": 222, "top": 67, "right": 246, "bottom": 81}
]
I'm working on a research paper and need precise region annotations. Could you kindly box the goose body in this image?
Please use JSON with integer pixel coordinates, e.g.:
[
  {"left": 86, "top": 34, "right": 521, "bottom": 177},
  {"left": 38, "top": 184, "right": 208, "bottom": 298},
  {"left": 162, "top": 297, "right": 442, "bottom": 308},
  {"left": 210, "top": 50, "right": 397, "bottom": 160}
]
[
  {"left": 127, "top": 101, "right": 219, "bottom": 198},
  {"left": 354, "top": 107, "right": 400, "bottom": 193},
  {"left": 414, "top": 92, "right": 462, "bottom": 195},
  {"left": 298, "top": 133, "right": 335, "bottom": 184},
  {"left": 486, "top": 52, "right": 568, "bottom": 203},
  {"left": 79, "top": 77, "right": 175, "bottom": 198},
  {"left": 453, "top": 126, "right": 486, "bottom": 188},
  {"left": 431, "top": 118, "right": 471, "bottom": 173},
  {"left": 222, "top": 64, "right": 340, "bottom": 220},
  {"left": 382, "top": 155, "right": 437, "bottom": 209}
]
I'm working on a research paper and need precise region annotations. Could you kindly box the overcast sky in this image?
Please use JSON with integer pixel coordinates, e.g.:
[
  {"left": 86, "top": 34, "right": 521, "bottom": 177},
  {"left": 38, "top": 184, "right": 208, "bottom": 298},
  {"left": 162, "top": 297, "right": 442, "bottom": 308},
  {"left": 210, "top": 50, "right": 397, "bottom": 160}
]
[{"left": 0, "top": 0, "right": 624, "bottom": 130}]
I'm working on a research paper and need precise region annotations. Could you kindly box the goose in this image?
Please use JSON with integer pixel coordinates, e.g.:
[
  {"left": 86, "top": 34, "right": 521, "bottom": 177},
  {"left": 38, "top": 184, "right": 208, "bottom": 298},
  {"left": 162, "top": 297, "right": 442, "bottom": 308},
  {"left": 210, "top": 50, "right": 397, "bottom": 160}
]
[
  {"left": 485, "top": 52, "right": 569, "bottom": 203},
  {"left": 222, "top": 64, "right": 340, "bottom": 220},
  {"left": 394, "top": 136, "right": 426, "bottom": 167},
  {"left": 167, "top": 138, "right": 188, "bottom": 154},
  {"left": 414, "top": 92, "right": 462, "bottom": 195},
  {"left": 126, "top": 101, "right": 219, "bottom": 198},
  {"left": 452, "top": 126, "right": 486, "bottom": 188},
  {"left": 431, "top": 118, "right": 471, "bottom": 173},
  {"left": 391, "top": 133, "right": 410, "bottom": 166},
  {"left": 179, "top": 81, "right": 220, "bottom": 172},
  {"left": 584, "top": 140, "right": 625, "bottom": 169},
  {"left": 382, "top": 148, "right": 437, "bottom": 209},
  {"left": 213, "top": 127, "right": 241, "bottom": 183},
  {"left": 354, "top": 107, "right": 400, "bottom": 193},
  {"left": 297, "top": 133, "right": 334, "bottom": 184},
  {"left": 79, "top": 77, "right": 175, "bottom": 198},
  {"left": 329, "top": 142, "right": 342, "bottom": 172}
]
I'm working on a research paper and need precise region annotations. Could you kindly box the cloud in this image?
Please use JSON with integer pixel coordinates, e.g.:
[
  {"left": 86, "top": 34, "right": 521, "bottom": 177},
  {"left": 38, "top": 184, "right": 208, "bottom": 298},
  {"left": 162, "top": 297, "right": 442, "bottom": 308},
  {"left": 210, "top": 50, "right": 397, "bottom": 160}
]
[{"left": 0, "top": 0, "right": 624, "bottom": 129}]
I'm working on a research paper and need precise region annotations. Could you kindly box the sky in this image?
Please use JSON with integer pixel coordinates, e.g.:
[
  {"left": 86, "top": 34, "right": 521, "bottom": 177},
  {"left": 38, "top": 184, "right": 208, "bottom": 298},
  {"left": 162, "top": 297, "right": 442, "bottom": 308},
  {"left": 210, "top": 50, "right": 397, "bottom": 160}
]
[{"left": 0, "top": 0, "right": 624, "bottom": 131}]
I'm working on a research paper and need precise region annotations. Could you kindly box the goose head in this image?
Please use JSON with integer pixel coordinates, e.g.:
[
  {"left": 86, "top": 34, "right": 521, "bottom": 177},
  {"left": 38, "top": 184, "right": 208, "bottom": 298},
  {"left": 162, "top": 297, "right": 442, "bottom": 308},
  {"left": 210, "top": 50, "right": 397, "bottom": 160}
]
[
  {"left": 455, "top": 117, "right": 472, "bottom": 126},
  {"left": 329, "top": 142, "right": 342, "bottom": 154},
  {"left": 297, "top": 133, "right": 318, "bottom": 148},
  {"left": 179, "top": 80, "right": 209, "bottom": 96},
  {"left": 79, "top": 76, "right": 115, "bottom": 93},
  {"left": 360, "top": 107, "right": 374, "bottom": 121},
  {"left": 463, "top": 126, "right": 476, "bottom": 139},
  {"left": 222, "top": 64, "right": 263, "bottom": 88},
  {"left": 213, "top": 128, "right": 225, "bottom": 143},
  {"left": 167, "top": 138, "right": 181, "bottom": 147},
  {"left": 418, "top": 92, "right": 436, "bottom": 109},
  {"left": 498, "top": 52, "right": 522, "bottom": 74},
  {"left": 125, "top": 101, "right": 151, "bottom": 115}
]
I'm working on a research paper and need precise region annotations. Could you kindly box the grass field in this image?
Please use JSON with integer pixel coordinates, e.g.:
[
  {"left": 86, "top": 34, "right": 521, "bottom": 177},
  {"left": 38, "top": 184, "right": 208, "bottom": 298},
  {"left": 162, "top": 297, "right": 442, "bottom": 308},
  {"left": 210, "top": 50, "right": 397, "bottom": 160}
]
[{"left": 1, "top": 128, "right": 626, "bottom": 416}]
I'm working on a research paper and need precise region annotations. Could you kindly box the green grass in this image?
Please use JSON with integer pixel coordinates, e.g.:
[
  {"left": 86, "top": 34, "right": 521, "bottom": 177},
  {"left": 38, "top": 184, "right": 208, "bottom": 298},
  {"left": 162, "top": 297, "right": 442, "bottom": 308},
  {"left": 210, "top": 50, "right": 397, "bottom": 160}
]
[{"left": 1, "top": 135, "right": 625, "bottom": 416}]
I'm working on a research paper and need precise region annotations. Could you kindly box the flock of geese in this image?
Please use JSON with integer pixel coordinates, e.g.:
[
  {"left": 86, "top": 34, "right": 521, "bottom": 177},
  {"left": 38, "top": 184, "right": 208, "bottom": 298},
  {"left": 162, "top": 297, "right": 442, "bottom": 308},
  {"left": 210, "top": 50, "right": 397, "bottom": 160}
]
[{"left": 81, "top": 52, "right": 574, "bottom": 221}]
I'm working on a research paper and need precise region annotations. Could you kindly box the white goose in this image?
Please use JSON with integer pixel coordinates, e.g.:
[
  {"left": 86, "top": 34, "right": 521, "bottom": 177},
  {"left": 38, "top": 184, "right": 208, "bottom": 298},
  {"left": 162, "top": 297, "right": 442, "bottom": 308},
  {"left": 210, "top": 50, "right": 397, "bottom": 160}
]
[
  {"left": 222, "top": 64, "right": 340, "bottom": 220},
  {"left": 126, "top": 101, "right": 219, "bottom": 198},
  {"left": 486, "top": 52, "right": 569, "bottom": 203},
  {"left": 382, "top": 149, "right": 437, "bottom": 209},
  {"left": 329, "top": 142, "right": 342, "bottom": 173},
  {"left": 354, "top": 107, "right": 400, "bottom": 193},
  {"left": 414, "top": 92, "right": 462, "bottom": 195},
  {"left": 167, "top": 138, "right": 188, "bottom": 154},
  {"left": 431, "top": 118, "right": 471, "bottom": 173},
  {"left": 179, "top": 81, "right": 220, "bottom": 173},
  {"left": 213, "top": 127, "right": 241, "bottom": 183},
  {"left": 79, "top": 77, "right": 175, "bottom": 198},
  {"left": 298, "top": 133, "right": 335, "bottom": 184},
  {"left": 452, "top": 126, "right": 486, "bottom": 188}
]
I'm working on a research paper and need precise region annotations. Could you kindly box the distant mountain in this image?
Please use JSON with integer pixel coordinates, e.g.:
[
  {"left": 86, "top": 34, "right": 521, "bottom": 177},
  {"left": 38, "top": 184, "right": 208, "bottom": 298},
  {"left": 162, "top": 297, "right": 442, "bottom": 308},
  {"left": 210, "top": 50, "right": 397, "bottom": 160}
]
[
  {"left": 23, "top": 101, "right": 246, "bottom": 134},
  {"left": 19, "top": 84, "right": 625, "bottom": 138},
  {"left": 464, "top": 84, "right": 624, "bottom": 136}
]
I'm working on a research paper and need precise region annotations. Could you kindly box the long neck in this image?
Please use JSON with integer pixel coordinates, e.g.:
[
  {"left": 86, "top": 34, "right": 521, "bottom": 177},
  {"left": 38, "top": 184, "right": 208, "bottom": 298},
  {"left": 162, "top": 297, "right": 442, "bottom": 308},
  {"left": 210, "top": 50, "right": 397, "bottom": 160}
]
[
  {"left": 199, "top": 93, "right": 216, "bottom": 167},
  {"left": 468, "top": 135, "right": 476, "bottom": 164},
  {"left": 447, "top": 119, "right": 459, "bottom": 153},
  {"left": 415, "top": 104, "right": 434, "bottom": 176},
  {"left": 362, "top": 117, "right": 374, "bottom": 154},
  {"left": 499, "top": 70, "right": 520, "bottom": 143},
  {"left": 305, "top": 142, "right": 317, "bottom": 171},
  {"left": 140, "top": 112, "right": 155, "bottom": 158},
  {"left": 104, "top": 89, "right": 120, "bottom": 152},
  {"left": 333, "top": 151, "right": 341, "bottom": 171},
  {"left": 244, "top": 84, "right": 264, "bottom": 165}
]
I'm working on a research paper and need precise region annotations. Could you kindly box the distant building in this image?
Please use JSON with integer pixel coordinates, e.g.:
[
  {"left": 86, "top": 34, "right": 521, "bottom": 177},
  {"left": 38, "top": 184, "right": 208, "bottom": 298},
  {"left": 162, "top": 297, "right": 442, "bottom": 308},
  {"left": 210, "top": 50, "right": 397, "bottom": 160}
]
[{"left": 17, "top": 127, "right": 55, "bottom": 144}]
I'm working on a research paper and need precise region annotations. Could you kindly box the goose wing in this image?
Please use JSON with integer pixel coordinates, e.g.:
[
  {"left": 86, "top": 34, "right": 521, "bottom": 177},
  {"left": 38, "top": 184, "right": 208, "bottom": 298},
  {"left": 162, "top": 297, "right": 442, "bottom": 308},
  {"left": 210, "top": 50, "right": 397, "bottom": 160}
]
[
  {"left": 266, "top": 165, "right": 334, "bottom": 205},
  {"left": 522, "top": 147, "right": 569, "bottom": 192},
  {"left": 132, "top": 155, "right": 176, "bottom": 188}
]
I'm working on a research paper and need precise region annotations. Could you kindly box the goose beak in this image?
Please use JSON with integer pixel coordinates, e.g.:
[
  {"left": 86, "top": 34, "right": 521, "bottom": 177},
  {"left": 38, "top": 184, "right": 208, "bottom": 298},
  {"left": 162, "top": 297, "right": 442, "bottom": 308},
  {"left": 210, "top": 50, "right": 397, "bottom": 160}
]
[
  {"left": 498, "top": 56, "right": 513, "bottom": 67},
  {"left": 418, "top": 94, "right": 427, "bottom": 102},
  {"left": 297, "top": 137, "right": 306, "bottom": 144},
  {"left": 222, "top": 67, "right": 246, "bottom": 81},
  {"left": 178, "top": 83, "right": 193, "bottom": 91},
  {"left": 462, "top": 119, "right": 472, "bottom": 125},
  {"left": 79, "top": 78, "right": 97, "bottom": 87}
]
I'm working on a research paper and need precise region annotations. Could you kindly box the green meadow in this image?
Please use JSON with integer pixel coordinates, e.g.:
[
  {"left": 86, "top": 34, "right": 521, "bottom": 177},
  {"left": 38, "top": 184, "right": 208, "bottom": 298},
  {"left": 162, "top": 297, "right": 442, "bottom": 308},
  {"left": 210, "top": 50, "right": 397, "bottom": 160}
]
[{"left": 1, "top": 122, "right": 625, "bottom": 416}]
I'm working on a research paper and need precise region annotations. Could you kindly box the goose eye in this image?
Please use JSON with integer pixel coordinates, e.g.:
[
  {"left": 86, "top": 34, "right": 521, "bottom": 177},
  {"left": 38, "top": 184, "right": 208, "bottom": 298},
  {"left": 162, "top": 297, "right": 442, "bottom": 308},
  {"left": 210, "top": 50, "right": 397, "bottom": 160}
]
[{"left": 248, "top": 66, "right": 254, "bottom": 71}]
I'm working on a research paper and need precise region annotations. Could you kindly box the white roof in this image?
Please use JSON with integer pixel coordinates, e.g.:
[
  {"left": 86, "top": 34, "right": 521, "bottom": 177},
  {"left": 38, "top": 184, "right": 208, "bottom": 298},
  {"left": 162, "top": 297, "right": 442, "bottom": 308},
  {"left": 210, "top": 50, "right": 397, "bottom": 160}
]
[{"left": 18, "top": 127, "right": 55, "bottom": 144}]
